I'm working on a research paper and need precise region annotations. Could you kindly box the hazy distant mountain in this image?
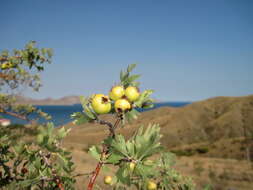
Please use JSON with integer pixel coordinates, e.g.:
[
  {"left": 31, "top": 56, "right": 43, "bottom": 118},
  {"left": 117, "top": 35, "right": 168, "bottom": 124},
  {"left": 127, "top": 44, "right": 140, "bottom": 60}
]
[
  {"left": 15, "top": 96, "right": 164, "bottom": 105},
  {"left": 16, "top": 95, "right": 80, "bottom": 105}
]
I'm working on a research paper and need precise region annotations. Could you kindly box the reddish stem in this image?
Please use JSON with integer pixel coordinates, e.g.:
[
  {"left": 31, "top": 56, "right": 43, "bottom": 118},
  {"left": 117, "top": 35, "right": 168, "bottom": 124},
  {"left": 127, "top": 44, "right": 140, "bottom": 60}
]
[
  {"left": 87, "top": 118, "right": 121, "bottom": 190},
  {"left": 87, "top": 149, "right": 105, "bottom": 190},
  {"left": 57, "top": 183, "right": 64, "bottom": 190}
]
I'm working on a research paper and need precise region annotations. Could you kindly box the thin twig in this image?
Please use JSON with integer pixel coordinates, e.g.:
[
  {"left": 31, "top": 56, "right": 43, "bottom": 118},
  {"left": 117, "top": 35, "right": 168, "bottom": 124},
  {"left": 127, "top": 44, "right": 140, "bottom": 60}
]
[
  {"left": 72, "top": 172, "right": 92, "bottom": 178},
  {"left": 2, "top": 110, "right": 28, "bottom": 121},
  {"left": 96, "top": 119, "right": 113, "bottom": 128},
  {"left": 39, "top": 151, "right": 65, "bottom": 190},
  {"left": 95, "top": 119, "right": 115, "bottom": 137},
  {"left": 0, "top": 72, "right": 16, "bottom": 80}
]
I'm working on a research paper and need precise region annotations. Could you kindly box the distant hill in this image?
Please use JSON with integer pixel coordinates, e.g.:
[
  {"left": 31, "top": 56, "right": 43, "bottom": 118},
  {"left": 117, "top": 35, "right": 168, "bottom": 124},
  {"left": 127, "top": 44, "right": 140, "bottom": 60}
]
[
  {"left": 16, "top": 95, "right": 80, "bottom": 105},
  {"left": 61, "top": 95, "right": 253, "bottom": 189},
  {"left": 15, "top": 96, "right": 164, "bottom": 105},
  {"left": 64, "top": 95, "right": 253, "bottom": 158},
  {"left": 7, "top": 94, "right": 253, "bottom": 189}
]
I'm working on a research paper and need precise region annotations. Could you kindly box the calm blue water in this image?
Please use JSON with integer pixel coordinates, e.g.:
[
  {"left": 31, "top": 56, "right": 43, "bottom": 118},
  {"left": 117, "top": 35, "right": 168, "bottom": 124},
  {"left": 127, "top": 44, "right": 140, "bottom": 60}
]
[{"left": 1, "top": 102, "right": 190, "bottom": 127}]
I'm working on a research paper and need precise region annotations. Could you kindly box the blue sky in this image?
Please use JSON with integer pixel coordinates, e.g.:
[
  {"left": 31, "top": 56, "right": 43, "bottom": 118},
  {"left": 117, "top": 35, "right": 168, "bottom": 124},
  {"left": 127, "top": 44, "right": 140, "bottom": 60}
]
[{"left": 0, "top": 0, "right": 252, "bottom": 101}]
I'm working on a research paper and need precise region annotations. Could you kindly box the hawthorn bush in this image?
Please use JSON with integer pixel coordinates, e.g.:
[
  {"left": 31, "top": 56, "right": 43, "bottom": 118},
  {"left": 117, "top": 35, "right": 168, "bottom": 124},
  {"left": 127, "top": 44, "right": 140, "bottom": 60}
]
[
  {"left": 0, "top": 42, "right": 75, "bottom": 189},
  {"left": 1, "top": 43, "right": 199, "bottom": 190},
  {"left": 72, "top": 64, "right": 196, "bottom": 190}
]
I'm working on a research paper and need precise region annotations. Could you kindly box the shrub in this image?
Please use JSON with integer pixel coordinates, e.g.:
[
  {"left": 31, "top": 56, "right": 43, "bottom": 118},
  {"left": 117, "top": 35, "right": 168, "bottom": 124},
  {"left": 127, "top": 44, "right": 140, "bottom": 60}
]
[
  {"left": 196, "top": 147, "right": 209, "bottom": 154},
  {"left": 1, "top": 43, "right": 199, "bottom": 189}
]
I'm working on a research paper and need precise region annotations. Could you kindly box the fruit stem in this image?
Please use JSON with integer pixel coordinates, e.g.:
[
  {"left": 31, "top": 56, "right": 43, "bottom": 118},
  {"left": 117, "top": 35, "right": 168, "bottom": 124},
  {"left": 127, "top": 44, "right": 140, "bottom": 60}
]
[{"left": 87, "top": 118, "right": 121, "bottom": 190}]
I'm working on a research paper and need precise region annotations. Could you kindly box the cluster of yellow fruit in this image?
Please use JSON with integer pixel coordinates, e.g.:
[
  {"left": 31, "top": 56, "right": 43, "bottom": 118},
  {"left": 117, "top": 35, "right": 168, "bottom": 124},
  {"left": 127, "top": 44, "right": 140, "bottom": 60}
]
[
  {"left": 104, "top": 175, "right": 157, "bottom": 189},
  {"left": 103, "top": 161, "right": 157, "bottom": 189},
  {"left": 1, "top": 62, "right": 15, "bottom": 70},
  {"left": 91, "top": 85, "right": 140, "bottom": 114}
]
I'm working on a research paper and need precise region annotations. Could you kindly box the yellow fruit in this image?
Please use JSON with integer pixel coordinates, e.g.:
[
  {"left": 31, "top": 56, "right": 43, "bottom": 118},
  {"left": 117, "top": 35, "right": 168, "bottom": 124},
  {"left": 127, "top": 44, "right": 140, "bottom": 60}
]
[
  {"left": 1, "top": 62, "right": 12, "bottom": 70},
  {"left": 91, "top": 94, "right": 111, "bottom": 114},
  {"left": 109, "top": 86, "right": 125, "bottom": 101},
  {"left": 114, "top": 99, "right": 131, "bottom": 112},
  {"left": 125, "top": 86, "right": 140, "bottom": 102},
  {"left": 147, "top": 181, "right": 157, "bottom": 190},
  {"left": 129, "top": 162, "right": 136, "bottom": 172},
  {"left": 104, "top": 175, "right": 112, "bottom": 185}
]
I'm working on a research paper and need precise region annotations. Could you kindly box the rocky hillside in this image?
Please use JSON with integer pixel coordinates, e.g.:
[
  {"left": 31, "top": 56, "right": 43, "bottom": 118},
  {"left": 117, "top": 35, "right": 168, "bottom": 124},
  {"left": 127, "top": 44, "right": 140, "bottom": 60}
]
[
  {"left": 62, "top": 95, "right": 253, "bottom": 190},
  {"left": 6, "top": 95, "right": 253, "bottom": 189},
  {"left": 64, "top": 95, "right": 253, "bottom": 148}
]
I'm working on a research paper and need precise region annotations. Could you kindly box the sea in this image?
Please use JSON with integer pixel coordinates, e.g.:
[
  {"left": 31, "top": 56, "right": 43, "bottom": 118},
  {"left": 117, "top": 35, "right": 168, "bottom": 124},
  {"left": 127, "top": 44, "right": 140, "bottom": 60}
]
[{"left": 2, "top": 102, "right": 190, "bottom": 127}]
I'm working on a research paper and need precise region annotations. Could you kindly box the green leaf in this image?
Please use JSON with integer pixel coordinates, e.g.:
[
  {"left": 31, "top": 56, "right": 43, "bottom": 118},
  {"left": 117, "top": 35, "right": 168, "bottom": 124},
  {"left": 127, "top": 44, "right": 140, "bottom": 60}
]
[
  {"left": 120, "top": 71, "right": 129, "bottom": 84},
  {"left": 58, "top": 153, "right": 71, "bottom": 172},
  {"left": 141, "top": 101, "right": 154, "bottom": 109},
  {"left": 126, "top": 141, "right": 135, "bottom": 157},
  {"left": 80, "top": 95, "right": 88, "bottom": 105},
  {"left": 135, "top": 163, "right": 155, "bottom": 179},
  {"left": 116, "top": 165, "right": 131, "bottom": 186},
  {"left": 84, "top": 109, "right": 96, "bottom": 120},
  {"left": 34, "top": 157, "right": 41, "bottom": 170},
  {"left": 16, "top": 178, "right": 41, "bottom": 187},
  {"left": 13, "top": 143, "right": 25, "bottom": 154},
  {"left": 36, "top": 134, "right": 44, "bottom": 144},
  {"left": 57, "top": 127, "right": 70, "bottom": 139},
  {"left": 126, "top": 74, "right": 140, "bottom": 83},
  {"left": 79, "top": 96, "right": 96, "bottom": 119},
  {"left": 41, "top": 48, "right": 47, "bottom": 56},
  {"left": 125, "top": 109, "right": 140, "bottom": 122},
  {"left": 120, "top": 70, "right": 125, "bottom": 81},
  {"left": 111, "top": 135, "right": 129, "bottom": 157},
  {"left": 88, "top": 146, "right": 101, "bottom": 161},
  {"left": 103, "top": 136, "right": 113, "bottom": 146},
  {"left": 127, "top": 64, "right": 137, "bottom": 73},
  {"left": 46, "top": 48, "right": 53, "bottom": 58},
  {"left": 133, "top": 124, "right": 163, "bottom": 160},
  {"left": 131, "top": 81, "right": 140, "bottom": 87},
  {"left": 71, "top": 112, "right": 91, "bottom": 125},
  {"left": 106, "top": 152, "right": 123, "bottom": 164},
  {"left": 101, "top": 165, "right": 111, "bottom": 173},
  {"left": 159, "top": 152, "right": 176, "bottom": 169},
  {"left": 134, "top": 90, "right": 154, "bottom": 108},
  {"left": 203, "top": 184, "right": 213, "bottom": 190}
]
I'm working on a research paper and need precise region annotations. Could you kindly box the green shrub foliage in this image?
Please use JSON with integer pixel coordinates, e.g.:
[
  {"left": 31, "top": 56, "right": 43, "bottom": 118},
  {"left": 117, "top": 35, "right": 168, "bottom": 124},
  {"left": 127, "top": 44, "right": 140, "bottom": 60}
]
[
  {"left": 1, "top": 44, "right": 198, "bottom": 189},
  {"left": 0, "top": 123, "right": 75, "bottom": 189}
]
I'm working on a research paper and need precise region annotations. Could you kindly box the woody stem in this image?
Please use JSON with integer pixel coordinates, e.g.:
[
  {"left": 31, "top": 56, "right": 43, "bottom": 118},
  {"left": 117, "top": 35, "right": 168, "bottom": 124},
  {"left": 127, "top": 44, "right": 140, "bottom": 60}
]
[{"left": 87, "top": 118, "right": 121, "bottom": 190}]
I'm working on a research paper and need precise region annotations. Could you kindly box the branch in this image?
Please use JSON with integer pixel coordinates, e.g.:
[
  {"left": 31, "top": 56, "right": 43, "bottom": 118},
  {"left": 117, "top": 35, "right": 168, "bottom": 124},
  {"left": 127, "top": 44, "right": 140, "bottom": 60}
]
[
  {"left": 72, "top": 172, "right": 92, "bottom": 178},
  {"left": 0, "top": 56, "right": 22, "bottom": 62},
  {"left": 2, "top": 110, "right": 28, "bottom": 121},
  {"left": 95, "top": 119, "right": 113, "bottom": 128},
  {"left": 39, "top": 151, "right": 65, "bottom": 190},
  {"left": 87, "top": 118, "right": 121, "bottom": 190},
  {"left": 0, "top": 72, "right": 16, "bottom": 80},
  {"left": 95, "top": 119, "right": 115, "bottom": 137}
]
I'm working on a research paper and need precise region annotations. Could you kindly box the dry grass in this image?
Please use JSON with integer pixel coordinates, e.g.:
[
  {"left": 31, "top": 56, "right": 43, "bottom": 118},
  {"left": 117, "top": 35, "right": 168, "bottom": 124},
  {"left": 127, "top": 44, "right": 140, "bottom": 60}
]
[
  {"left": 61, "top": 95, "right": 253, "bottom": 189},
  {"left": 6, "top": 95, "right": 253, "bottom": 189}
]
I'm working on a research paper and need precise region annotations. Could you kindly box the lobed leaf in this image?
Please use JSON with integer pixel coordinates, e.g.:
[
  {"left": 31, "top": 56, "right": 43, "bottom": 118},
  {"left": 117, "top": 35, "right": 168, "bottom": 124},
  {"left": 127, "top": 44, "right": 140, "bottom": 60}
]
[{"left": 88, "top": 145, "right": 101, "bottom": 161}]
